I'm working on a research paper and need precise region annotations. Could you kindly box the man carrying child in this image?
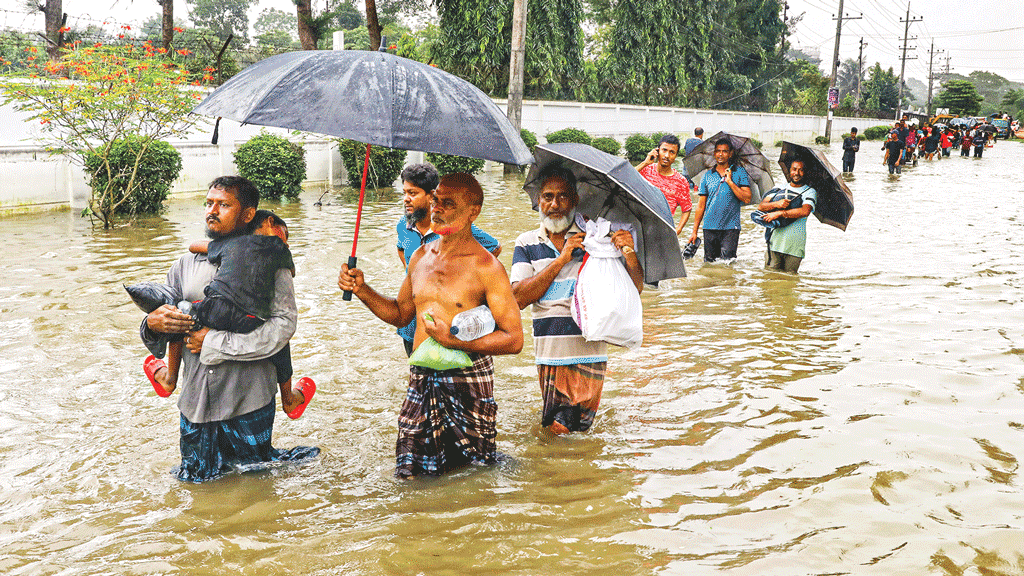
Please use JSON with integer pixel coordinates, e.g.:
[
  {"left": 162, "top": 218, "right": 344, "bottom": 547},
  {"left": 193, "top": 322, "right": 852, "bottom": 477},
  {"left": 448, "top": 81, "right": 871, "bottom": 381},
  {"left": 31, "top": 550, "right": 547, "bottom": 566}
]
[{"left": 140, "top": 176, "right": 319, "bottom": 482}]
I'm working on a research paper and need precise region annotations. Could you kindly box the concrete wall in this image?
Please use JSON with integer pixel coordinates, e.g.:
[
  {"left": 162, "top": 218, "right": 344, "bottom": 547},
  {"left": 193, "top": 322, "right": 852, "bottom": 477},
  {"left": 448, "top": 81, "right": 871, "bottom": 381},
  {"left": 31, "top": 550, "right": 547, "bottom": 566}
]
[{"left": 0, "top": 97, "right": 891, "bottom": 214}]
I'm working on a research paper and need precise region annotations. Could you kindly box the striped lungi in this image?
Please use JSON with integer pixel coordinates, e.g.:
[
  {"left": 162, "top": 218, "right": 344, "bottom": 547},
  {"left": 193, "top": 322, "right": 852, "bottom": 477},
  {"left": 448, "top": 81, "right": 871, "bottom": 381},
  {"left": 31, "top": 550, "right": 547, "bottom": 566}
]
[
  {"left": 538, "top": 361, "right": 607, "bottom": 433},
  {"left": 396, "top": 354, "right": 498, "bottom": 478}
]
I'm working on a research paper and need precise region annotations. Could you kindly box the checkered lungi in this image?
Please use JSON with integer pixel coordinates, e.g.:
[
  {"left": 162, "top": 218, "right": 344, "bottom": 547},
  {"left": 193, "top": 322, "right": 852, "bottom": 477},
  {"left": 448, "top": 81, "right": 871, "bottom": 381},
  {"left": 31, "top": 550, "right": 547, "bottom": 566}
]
[
  {"left": 538, "top": 361, "right": 607, "bottom": 433},
  {"left": 176, "top": 401, "right": 320, "bottom": 483},
  {"left": 396, "top": 354, "right": 498, "bottom": 478}
]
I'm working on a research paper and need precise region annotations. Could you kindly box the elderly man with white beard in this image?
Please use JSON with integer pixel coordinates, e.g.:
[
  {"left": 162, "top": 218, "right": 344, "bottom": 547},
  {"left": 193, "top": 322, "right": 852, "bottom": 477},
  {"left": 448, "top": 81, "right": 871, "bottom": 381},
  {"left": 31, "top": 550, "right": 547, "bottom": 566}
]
[{"left": 510, "top": 169, "right": 643, "bottom": 434}]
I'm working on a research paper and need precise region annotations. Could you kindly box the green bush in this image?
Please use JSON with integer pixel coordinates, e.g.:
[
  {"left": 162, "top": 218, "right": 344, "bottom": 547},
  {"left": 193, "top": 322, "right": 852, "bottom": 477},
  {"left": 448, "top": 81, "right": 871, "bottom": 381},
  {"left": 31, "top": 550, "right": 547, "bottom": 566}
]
[
  {"left": 814, "top": 136, "right": 828, "bottom": 145},
  {"left": 545, "top": 127, "right": 592, "bottom": 146},
  {"left": 83, "top": 135, "right": 182, "bottom": 216},
  {"left": 624, "top": 133, "right": 654, "bottom": 162},
  {"left": 842, "top": 133, "right": 866, "bottom": 141},
  {"left": 425, "top": 152, "right": 486, "bottom": 175},
  {"left": 592, "top": 137, "right": 621, "bottom": 156},
  {"left": 862, "top": 125, "right": 892, "bottom": 140},
  {"left": 337, "top": 139, "right": 407, "bottom": 188},
  {"left": 234, "top": 133, "right": 306, "bottom": 200},
  {"left": 749, "top": 137, "right": 765, "bottom": 149},
  {"left": 520, "top": 128, "right": 538, "bottom": 154},
  {"left": 774, "top": 140, "right": 784, "bottom": 148}
]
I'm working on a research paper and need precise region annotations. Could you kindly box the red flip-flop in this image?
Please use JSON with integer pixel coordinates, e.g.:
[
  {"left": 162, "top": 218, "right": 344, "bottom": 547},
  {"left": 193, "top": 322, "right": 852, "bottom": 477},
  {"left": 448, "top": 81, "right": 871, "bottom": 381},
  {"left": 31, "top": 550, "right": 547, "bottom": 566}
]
[
  {"left": 143, "top": 354, "right": 171, "bottom": 397},
  {"left": 287, "top": 377, "right": 316, "bottom": 419}
]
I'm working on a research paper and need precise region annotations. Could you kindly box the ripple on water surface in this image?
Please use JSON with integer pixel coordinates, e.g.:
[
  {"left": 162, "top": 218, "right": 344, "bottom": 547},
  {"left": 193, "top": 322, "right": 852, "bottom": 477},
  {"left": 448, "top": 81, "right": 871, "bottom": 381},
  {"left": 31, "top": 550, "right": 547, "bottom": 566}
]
[{"left": 1, "top": 143, "right": 1023, "bottom": 574}]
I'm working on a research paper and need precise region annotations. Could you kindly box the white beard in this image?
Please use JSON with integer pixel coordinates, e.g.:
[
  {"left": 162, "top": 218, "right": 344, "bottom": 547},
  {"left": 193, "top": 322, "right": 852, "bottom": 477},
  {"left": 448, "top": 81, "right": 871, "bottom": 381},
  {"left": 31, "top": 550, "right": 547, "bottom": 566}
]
[{"left": 542, "top": 210, "right": 575, "bottom": 234}]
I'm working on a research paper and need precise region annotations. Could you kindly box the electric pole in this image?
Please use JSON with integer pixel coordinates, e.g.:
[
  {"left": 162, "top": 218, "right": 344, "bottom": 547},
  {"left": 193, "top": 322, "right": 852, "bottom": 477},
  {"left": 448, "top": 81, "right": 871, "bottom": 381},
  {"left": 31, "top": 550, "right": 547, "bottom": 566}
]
[
  {"left": 926, "top": 41, "right": 943, "bottom": 116},
  {"left": 504, "top": 0, "right": 528, "bottom": 174},
  {"left": 856, "top": 37, "right": 867, "bottom": 112},
  {"left": 896, "top": 3, "right": 922, "bottom": 120},
  {"left": 824, "top": 0, "right": 861, "bottom": 143}
]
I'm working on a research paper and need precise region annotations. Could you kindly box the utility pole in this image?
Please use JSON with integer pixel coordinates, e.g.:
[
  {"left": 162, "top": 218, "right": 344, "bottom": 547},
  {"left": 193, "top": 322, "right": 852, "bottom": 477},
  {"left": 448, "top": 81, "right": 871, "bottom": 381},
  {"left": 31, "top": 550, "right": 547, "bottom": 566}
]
[
  {"left": 926, "top": 41, "right": 943, "bottom": 116},
  {"left": 896, "top": 3, "right": 922, "bottom": 120},
  {"left": 856, "top": 37, "right": 867, "bottom": 112},
  {"left": 824, "top": 0, "right": 861, "bottom": 143},
  {"left": 504, "top": 0, "right": 527, "bottom": 175}
]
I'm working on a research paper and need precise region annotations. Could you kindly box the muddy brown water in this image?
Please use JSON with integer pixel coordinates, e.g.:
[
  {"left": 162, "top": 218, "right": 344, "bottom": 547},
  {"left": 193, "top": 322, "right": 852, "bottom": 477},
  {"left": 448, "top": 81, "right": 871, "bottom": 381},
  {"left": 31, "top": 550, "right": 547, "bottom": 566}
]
[{"left": 1, "top": 142, "right": 1023, "bottom": 575}]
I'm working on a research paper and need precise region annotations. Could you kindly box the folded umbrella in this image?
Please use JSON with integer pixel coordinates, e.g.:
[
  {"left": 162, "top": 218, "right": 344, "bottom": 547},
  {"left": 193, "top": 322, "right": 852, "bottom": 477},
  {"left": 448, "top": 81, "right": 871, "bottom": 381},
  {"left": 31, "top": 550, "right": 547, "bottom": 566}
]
[
  {"left": 777, "top": 141, "right": 854, "bottom": 231},
  {"left": 523, "top": 143, "right": 686, "bottom": 284}
]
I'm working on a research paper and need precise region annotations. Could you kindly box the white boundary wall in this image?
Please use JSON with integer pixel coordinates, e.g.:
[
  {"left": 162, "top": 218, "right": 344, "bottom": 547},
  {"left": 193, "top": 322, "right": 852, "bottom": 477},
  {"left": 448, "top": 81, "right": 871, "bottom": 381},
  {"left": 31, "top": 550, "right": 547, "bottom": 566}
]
[{"left": 1, "top": 97, "right": 890, "bottom": 214}]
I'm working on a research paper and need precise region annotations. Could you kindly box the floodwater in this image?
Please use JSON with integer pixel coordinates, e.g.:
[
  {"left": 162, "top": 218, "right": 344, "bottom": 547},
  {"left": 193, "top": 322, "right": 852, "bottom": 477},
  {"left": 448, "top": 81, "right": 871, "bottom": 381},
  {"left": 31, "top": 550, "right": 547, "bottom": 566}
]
[{"left": 2, "top": 140, "right": 1023, "bottom": 575}]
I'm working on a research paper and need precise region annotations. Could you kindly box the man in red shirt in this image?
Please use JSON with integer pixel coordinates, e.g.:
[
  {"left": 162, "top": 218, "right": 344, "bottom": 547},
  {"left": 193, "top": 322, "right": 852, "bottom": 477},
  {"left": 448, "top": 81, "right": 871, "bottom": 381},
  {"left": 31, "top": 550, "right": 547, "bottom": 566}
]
[{"left": 636, "top": 134, "right": 691, "bottom": 235}]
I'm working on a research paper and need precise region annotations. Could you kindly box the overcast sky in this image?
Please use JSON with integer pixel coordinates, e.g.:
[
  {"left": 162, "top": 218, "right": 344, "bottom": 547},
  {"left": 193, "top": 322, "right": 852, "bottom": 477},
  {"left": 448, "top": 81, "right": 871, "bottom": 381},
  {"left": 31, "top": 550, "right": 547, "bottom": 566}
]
[
  {"left": 786, "top": 0, "right": 1024, "bottom": 83},
  {"left": 6, "top": 0, "right": 1021, "bottom": 85}
]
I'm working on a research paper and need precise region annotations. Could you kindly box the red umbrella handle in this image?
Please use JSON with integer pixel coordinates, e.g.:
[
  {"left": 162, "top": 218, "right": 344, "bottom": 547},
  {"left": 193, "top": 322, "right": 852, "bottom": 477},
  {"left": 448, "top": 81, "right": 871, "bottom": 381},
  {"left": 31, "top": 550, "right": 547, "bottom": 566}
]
[{"left": 342, "top": 143, "right": 372, "bottom": 301}]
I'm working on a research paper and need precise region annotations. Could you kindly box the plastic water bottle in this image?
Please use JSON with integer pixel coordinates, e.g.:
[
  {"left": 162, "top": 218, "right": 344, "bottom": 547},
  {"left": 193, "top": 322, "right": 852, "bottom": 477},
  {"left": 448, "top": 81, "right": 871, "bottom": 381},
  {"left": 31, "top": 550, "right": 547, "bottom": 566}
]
[{"left": 449, "top": 305, "right": 495, "bottom": 341}]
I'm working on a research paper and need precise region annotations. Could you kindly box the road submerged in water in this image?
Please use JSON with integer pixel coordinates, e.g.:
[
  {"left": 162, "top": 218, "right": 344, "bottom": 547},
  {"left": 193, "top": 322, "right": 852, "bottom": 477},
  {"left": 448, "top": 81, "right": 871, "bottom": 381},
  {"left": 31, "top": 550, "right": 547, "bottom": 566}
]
[{"left": 1, "top": 140, "right": 1023, "bottom": 575}]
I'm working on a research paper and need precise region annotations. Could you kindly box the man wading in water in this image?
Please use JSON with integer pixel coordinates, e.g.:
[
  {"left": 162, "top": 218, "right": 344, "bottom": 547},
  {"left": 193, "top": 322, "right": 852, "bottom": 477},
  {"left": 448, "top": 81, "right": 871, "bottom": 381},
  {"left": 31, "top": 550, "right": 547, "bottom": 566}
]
[{"left": 339, "top": 172, "right": 523, "bottom": 478}]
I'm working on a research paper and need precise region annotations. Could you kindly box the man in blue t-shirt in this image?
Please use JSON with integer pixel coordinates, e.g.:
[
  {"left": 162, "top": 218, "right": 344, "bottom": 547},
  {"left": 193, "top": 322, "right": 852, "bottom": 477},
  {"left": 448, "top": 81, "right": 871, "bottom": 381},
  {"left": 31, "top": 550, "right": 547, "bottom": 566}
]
[
  {"left": 688, "top": 138, "right": 752, "bottom": 262},
  {"left": 395, "top": 163, "right": 500, "bottom": 355}
]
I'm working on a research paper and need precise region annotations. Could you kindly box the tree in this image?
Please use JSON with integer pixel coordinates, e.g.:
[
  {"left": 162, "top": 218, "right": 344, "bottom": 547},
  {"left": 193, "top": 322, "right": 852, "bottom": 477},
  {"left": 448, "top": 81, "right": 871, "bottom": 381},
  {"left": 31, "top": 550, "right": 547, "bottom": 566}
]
[
  {"left": 1001, "top": 88, "right": 1023, "bottom": 117},
  {"left": 0, "top": 39, "right": 210, "bottom": 227},
  {"left": 935, "top": 79, "right": 983, "bottom": 116},
  {"left": 158, "top": 0, "right": 174, "bottom": 50},
  {"left": 836, "top": 57, "right": 860, "bottom": 100},
  {"left": 39, "top": 0, "right": 64, "bottom": 64},
  {"left": 431, "top": 0, "right": 584, "bottom": 100},
  {"left": 861, "top": 63, "right": 899, "bottom": 115},
  {"left": 185, "top": 0, "right": 254, "bottom": 43},
  {"left": 255, "top": 7, "right": 297, "bottom": 38}
]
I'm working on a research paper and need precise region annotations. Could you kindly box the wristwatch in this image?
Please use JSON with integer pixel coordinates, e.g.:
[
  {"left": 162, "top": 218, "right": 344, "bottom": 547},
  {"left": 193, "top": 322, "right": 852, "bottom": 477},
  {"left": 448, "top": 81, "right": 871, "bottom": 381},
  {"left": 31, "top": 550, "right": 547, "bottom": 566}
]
[{"left": 621, "top": 246, "right": 635, "bottom": 255}]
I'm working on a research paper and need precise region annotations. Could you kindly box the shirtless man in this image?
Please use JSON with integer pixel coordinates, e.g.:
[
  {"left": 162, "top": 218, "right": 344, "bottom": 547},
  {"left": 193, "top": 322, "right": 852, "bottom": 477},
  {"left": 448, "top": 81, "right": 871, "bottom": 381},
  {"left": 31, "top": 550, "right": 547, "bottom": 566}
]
[{"left": 338, "top": 172, "right": 523, "bottom": 478}]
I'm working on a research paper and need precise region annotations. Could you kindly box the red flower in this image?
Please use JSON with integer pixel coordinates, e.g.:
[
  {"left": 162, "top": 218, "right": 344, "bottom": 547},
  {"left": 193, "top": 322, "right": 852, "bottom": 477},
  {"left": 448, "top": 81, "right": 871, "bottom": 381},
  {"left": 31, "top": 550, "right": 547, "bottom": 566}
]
[
  {"left": 174, "top": 27, "right": 185, "bottom": 33},
  {"left": 176, "top": 49, "right": 192, "bottom": 56}
]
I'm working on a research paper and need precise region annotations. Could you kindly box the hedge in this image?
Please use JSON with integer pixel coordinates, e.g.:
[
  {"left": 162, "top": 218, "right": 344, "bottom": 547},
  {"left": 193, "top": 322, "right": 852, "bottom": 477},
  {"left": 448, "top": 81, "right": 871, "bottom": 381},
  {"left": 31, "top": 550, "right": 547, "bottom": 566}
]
[
  {"left": 545, "top": 127, "right": 592, "bottom": 146},
  {"left": 234, "top": 133, "right": 306, "bottom": 200},
  {"left": 83, "top": 135, "right": 182, "bottom": 216},
  {"left": 337, "top": 139, "right": 407, "bottom": 188},
  {"left": 425, "top": 152, "right": 486, "bottom": 175},
  {"left": 592, "top": 137, "right": 621, "bottom": 156}
]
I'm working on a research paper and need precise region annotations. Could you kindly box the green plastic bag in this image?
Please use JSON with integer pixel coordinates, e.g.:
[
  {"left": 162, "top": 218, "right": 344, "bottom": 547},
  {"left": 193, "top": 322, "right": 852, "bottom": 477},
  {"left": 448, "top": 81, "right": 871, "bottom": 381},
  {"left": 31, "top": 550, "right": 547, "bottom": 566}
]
[{"left": 408, "top": 314, "right": 473, "bottom": 371}]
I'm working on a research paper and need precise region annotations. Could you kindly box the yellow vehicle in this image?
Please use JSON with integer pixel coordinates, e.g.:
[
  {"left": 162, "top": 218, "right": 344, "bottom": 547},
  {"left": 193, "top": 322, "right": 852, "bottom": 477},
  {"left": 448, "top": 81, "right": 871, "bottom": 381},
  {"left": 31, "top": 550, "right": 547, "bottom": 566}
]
[{"left": 929, "top": 113, "right": 956, "bottom": 125}]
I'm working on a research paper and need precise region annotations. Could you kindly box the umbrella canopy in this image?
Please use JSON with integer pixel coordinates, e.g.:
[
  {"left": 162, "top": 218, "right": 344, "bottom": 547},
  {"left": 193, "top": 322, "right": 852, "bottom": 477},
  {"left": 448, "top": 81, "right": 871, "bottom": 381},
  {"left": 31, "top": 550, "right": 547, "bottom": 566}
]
[
  {"left": 523, "top": 143, "right": 686, "bottom": 284},
  {"left": 192, "top": 50, "right": 533, "bottom": 165},
  {"left": 777, "top": 141, "right": 854, "bottom": 231},
  {"left": 682, "top": 131, "right": 774, "bottom": 203},
  {"left": 949, "top": 117, "right": 977, "bottom": 128},
  {"left": 977, "top": 124, "right": 997, "bottom": 133}
]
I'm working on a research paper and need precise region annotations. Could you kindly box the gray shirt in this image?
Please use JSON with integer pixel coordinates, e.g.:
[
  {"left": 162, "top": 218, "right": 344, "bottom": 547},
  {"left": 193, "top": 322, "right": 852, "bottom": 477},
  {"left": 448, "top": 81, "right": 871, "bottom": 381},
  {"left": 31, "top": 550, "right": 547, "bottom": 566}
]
[{"left": 141, "top": 252, "right": 297, "bottom": 423}]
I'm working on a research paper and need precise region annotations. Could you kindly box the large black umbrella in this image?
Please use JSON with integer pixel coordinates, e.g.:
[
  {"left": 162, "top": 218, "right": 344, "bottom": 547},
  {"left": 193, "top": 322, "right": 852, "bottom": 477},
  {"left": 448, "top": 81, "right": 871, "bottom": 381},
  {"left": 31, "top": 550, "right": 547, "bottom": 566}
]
[
  {"left": 777, "top": 142, "right": 854, "bottom": 231},
  {"left": 192, "top": 48, "right": 533, "bottom": 299},
  {"left": 523, "top": 143, "right": 686, "bottom": 284},
  {"left": 682, "top": 131, "right": 774, "bottom": 203}
]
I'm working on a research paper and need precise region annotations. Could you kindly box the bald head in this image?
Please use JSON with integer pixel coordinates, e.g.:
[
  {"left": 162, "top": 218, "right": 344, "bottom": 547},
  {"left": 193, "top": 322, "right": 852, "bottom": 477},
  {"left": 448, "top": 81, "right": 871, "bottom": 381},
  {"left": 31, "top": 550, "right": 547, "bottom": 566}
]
[{"left": 437, "top": 172, "right": 483, "bottom": 207}]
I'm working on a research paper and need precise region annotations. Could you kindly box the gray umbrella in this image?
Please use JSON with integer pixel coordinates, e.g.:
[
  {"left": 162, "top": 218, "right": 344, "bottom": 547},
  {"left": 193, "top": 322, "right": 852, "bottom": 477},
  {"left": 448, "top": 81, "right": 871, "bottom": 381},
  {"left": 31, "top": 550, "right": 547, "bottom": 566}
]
[
  {"left": 192, "top": 48, "right": 533, "bottom": 300},
  {"left": 192, "top": 49, "right": 533, "bottom": 165},
  {"left": 682, "top": 131, "right": 774, "bottom": 204},
  {"left": 524, "top": 143, "right": 686, "bottom": 284}
]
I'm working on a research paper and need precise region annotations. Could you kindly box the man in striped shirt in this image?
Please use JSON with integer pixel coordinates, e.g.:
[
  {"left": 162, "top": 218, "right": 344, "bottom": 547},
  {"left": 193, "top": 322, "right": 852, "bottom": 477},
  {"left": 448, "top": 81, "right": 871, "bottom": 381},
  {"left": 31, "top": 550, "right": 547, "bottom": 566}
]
[{"left": 511, "top": 170, "right": 643, "bottom": 434}]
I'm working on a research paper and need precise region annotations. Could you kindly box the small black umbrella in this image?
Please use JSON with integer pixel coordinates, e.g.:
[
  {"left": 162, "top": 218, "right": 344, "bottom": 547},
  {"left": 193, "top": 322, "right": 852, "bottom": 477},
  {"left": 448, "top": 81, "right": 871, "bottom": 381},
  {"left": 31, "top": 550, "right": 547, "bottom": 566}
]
[
  {"left": 682, "top": 131, "right": 774, "bottom": 203},
  {"left": 777, "top": 142, "right": 854, "bottom": 231},
  {"left": 523, "top": 143, "right": 686, "bottom": 284},
  {"left": 192, "top": 47, "right": 533, "bottom": 299},
  {"left": 977, "top": 124, "right": 997, "bottom": 134}
]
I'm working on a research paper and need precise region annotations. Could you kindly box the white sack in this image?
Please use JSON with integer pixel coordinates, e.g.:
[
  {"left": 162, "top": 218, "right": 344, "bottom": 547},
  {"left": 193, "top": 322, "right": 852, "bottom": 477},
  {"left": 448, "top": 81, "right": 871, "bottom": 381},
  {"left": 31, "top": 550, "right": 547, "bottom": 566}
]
[{"left": 570, "top": 218, "right": 643, "bottom": 348}]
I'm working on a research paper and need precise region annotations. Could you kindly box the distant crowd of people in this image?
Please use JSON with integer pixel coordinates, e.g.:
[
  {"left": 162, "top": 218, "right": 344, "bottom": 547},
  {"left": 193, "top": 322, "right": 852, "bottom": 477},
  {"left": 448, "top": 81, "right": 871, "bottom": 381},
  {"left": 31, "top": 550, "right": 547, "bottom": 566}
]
[{"left": 873, "top": 114, "right": 1011, "bottom": 175}]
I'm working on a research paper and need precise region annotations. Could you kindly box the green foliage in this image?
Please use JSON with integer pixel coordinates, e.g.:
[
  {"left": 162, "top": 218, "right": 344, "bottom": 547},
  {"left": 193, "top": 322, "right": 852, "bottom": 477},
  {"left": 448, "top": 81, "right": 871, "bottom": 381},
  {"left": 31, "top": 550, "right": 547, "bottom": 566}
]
[
  {"left": 0, "top": 41, "right": 208, "bottom": 228},
  {"left": 624, "top": 133, "right": 654, "bottom": 162},
  {"left": 813, "top": 136, "right": 827, "bottom": 145},
  {"left": 337, "top": 139, "right": 407, "bottom": 188},
  {"left": 773, "top": 140, "right": 783, "bottom": 147},
  {"left": 83, "top": 136, "right": 182, "bottom": 216},
  {"left": 862, "top": 125, "right": 891, "bottom": 140},
  {"left": 431, "top": 0, "right": 584, "bottom": 99},
  {"left": 233, "top": 133, "right": 306, "bottom": 200},
  {"left": 185, "top": 0, "right": 254, "bottom": 43},
  {"left": 861, "top": 63, "right": 900, "bottom": 115},
  {"left": 750, "top": 137, "right": 765, "bottom": 149},
  {"left": 592, "top": 136, "right": 621, "bottom": 156},
  {"left": 936, "top": 80, "right": 984, "bottom": 116},
  {"left": 425, "top": 152, "right": 486, "bottom": 176},
  {"left": 546, "top": 127, "right": 592, "bottom": 146},
  {"left": 842, "top": 134, "right": 865, "bottom": 141},
  {"left": 520, "top": 128, "right": 538, "bottom": 154}
]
